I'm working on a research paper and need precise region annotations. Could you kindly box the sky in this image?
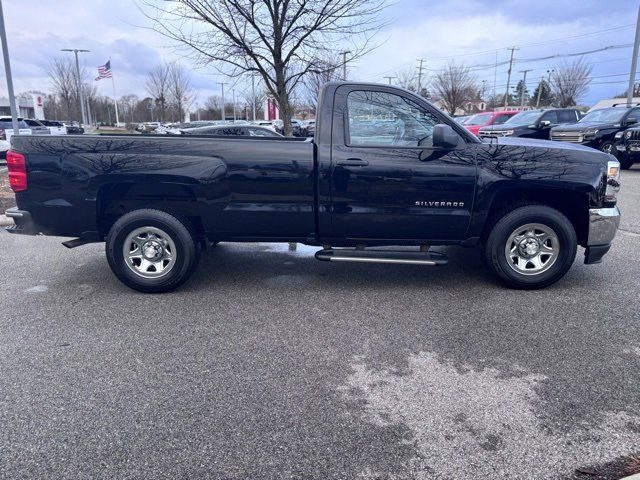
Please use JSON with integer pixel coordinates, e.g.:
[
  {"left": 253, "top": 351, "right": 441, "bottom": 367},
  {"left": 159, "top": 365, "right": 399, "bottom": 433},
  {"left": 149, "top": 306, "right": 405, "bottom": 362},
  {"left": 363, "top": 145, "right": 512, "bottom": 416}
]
[{"left": 0, "top": 0, "right": 638, "bottom": 108}]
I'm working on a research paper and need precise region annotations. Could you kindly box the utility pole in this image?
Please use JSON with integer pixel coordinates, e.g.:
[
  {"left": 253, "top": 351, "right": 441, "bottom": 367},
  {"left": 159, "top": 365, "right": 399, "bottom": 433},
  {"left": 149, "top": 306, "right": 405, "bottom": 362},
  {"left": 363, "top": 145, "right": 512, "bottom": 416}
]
[
  {"left": 628, "top": 3, "right": 640, "bottom": 107},
  {"left": 480, "top": 79, "right": 487, "bottom": 100},
  {"left": 0, "top": 0, "right": 19, "bottom": 134},
  {"left": 504, "top": 47, "right": 519, "bottom": 108},
  {"left": 535, "top": 76, "right": 545, "bottom": 108},
  {"left": 232, "top": 89, "right": 236, "bottom": 121},
  {"left": 339, "top": 51, "right": 351, "bottom": 81},
  {"left": 251, "top": 74, "right": 257, "bottom": 121},
  {"left": 383, "top": 76, "right": 396, "bottom": 85},
  {"left": 416, "top": 58, "right": 426, "bottom": 95},
  {"left": 61, "top": 48, "right": 90, "bottom": 126},
  {"left": 518, "top": 69, "right": 532, "bottom": 108},
  {"left": 219, "top": 82, "right": 226, "bottom": 121}
]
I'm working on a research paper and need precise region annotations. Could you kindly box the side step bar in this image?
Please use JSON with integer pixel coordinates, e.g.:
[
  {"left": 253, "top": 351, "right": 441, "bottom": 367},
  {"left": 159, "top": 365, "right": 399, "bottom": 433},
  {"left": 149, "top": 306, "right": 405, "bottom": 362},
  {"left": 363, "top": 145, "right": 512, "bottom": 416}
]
[{"left": 315, "top": 248, "right": 448, "bottom": 266}]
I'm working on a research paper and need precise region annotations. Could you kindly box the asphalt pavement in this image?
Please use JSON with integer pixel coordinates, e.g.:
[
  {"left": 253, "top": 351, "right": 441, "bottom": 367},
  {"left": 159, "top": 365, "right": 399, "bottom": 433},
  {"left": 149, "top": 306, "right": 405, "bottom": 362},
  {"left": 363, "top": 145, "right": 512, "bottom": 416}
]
[{"left": 1, "top": 167, "right": 640, "bottom": 479}]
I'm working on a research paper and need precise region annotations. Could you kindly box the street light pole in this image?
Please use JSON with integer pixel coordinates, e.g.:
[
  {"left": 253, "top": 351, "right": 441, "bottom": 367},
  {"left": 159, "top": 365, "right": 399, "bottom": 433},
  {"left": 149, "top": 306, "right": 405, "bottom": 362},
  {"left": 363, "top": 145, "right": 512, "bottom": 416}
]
[
  {"left": 61, "top": 48, "right": 90, "bottom": 126},
  {"left": 251, "top": 74, "right": 257, "bottom": 121},
  {"left": 340, "top": 51, "right": 351, "bottom": 80},
  {"left": 219, "top": 82, "right": 226, "bottom": 121},
  {"left": 628, "top": 3, "right": 640, "bottom": 107},
  {"left": 0, "top": 0, "right": 18, "bottom": 134},
  {"left": 232, "top": 88, "right": 236, "bottom": 121}
]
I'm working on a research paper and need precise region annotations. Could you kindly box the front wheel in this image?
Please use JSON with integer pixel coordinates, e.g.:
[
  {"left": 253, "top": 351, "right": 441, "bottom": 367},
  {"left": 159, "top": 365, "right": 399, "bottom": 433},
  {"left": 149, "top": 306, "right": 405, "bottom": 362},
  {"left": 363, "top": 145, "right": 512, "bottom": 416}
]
[
  {"left": 106, "top": 209, "right": 201, "bottom": 293},
  {"left": 484, "top": 205, "right": 577, "bottom": 289},
  {"left": 600, "top": 141, "right": 616, "bottom": 156}
]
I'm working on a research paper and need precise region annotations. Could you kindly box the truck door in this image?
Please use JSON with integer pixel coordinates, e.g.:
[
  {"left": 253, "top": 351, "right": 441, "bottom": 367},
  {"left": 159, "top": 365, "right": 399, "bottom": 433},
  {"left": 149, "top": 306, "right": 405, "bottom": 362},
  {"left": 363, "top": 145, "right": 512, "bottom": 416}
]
[{"left": 328, "top": 85, "right": 477, "bottom": 241}]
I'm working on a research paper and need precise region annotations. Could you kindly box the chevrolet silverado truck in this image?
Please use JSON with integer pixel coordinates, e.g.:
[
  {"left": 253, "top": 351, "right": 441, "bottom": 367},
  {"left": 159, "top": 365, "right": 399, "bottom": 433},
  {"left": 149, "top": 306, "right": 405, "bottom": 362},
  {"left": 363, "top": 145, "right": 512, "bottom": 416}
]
[{"left": 5, "top": 82, "right": 621, "bottom": 293}]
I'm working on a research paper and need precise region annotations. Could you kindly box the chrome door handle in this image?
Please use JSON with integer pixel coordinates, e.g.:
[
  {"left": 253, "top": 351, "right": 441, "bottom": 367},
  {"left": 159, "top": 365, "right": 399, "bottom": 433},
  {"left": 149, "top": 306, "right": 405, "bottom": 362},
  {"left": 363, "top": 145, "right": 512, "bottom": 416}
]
[{"left": 336, "top": 158, "right": 369, "bottom": 167}]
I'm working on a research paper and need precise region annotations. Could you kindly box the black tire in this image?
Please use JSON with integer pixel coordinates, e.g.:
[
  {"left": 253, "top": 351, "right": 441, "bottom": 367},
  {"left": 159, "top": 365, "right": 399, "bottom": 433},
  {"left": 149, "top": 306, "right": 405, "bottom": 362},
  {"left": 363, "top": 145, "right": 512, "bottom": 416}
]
[
  {"left": 106, "top": 209, "right": 201, "bottom": 293},
  {"left": 620, "top": 156, "right": 635, "bottom": 170},
  {"left": 484, "top": 205, "right": 577, "bottom": 289},
  {"left": 600, "top": 141, "right": 616, "bottom": 156}
]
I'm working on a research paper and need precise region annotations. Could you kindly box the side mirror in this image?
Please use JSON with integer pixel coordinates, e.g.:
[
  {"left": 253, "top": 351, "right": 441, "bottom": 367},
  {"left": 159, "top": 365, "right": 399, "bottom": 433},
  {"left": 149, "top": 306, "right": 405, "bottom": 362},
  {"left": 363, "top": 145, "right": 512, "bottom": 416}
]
[
  {"left": 432, "top": 124, "right": 461, "bottom": 149},
  {"left": 626, "top": 117, "right": 638, "bottom": 125},
  {"left": 538, "top": 120, "right": 551, "bottom": 128}
]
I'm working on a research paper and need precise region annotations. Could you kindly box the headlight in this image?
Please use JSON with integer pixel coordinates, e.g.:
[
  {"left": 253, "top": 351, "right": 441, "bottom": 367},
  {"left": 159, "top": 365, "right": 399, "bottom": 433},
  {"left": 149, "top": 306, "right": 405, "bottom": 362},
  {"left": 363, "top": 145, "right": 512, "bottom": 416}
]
[
  {"left": 502, "top": 130, "right": 514, "bottom": 136},
  {"left": 626, "top": 130, "right": 633, "bottom": 139},
  {"left": 584, "top": 129, "right": 599, "bottom": 138},
  {"left": 606, "top": 159, "right": 621, "bottom": 203},
  {"left": 615, "top": 131, "right": 624, "bottom": 139}
]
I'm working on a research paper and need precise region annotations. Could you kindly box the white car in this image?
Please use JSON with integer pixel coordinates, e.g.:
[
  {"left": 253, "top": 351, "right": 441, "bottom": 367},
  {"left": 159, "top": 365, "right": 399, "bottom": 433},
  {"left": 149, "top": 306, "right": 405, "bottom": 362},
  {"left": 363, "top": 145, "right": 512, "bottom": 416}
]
[
  {"left": 252, "top": 120, "right": 277, "bottom": 132},
  {"left": 40, "top": 120, "right": 67, "bottom": 135},
  {"left": 0, "top": 117, "right": 33, "bottom": 159}
]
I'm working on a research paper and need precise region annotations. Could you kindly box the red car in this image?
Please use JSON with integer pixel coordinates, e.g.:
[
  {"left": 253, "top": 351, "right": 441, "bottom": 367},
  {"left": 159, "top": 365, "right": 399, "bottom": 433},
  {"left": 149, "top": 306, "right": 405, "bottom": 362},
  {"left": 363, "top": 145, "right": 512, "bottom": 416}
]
[{"left": 464, "top": 111, "right": 520, "bottom": 136}]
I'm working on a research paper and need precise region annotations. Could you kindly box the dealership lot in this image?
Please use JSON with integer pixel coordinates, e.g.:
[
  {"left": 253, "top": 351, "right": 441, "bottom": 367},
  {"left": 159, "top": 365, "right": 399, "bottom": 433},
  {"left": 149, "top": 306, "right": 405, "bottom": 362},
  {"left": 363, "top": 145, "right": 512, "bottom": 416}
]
[{"left": 0, "top": 168, "right": 639, "bottom": 478}]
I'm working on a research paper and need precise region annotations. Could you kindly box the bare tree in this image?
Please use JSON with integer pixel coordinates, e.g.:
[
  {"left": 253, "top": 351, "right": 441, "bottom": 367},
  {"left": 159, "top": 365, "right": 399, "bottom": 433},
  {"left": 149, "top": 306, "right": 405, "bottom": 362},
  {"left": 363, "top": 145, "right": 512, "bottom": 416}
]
[
  {"left": 140, "top": 0, "right": 387, "bottom": 136},
  {"left": 168, "top": 63, "right": 192, "bottom": 122},
  {"left": 395, "top": 67, "right": 417, "bottom": 92},
  {"left": 145, "top": 63, "right": 170, "bottom": 121},
  {"left": 304, "top": 57, "right": 341, "bottom": 109},
  {"left": 47, "top": 57, "right": 80, "bottom": 121},
  {"left": 431, "top": 61, "right": 477, "bottom": 115},
  {"left": 242, "top": 88, "right": 265, "bottom": 121},
  {"left": 551, "top": 58, "right": 592, "bottom": 107}
]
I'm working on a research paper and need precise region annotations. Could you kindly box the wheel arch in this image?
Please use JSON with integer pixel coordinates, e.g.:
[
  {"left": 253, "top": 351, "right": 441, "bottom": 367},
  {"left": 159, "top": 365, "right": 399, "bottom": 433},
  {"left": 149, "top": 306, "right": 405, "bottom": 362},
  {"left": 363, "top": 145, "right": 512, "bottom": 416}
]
[{"left": 481, "top": 187, "right": 590, "bottom": 246}]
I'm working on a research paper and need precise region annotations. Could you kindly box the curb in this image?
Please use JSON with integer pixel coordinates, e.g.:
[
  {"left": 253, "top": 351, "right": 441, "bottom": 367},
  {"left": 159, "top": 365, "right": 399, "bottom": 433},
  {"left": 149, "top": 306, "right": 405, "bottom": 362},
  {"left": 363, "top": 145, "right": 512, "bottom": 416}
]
[{"left": 0, "top": 214, "right": 14, "bottom": 227}]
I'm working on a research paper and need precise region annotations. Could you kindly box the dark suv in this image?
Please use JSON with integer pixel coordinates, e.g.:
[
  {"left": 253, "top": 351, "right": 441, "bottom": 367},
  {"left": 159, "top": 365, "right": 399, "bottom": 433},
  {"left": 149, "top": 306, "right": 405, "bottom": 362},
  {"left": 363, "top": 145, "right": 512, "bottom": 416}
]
[
  {"left": 477, "top": 108, "right": 581, "bottom": 140},
  {"left": 550, "top": 104, "right": 640, "bottom": 155},
  {"left": 616, "top": 125, "right": 640, "bottom": 169}
]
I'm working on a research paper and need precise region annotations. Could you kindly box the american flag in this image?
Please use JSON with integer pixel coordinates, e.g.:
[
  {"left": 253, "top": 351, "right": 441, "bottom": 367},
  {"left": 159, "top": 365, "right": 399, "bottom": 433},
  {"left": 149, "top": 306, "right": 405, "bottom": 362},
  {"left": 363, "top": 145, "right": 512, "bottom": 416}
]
[{"left": 95, "top": 60, "right": 112, "bottom": 81}]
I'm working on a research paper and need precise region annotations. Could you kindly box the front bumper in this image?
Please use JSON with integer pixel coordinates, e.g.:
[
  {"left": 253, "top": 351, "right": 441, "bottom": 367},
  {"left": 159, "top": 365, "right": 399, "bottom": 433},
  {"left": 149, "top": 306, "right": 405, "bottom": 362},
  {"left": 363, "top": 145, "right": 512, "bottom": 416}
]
[{"left": 585, "top": 207, "right": 620, "bottom": 264}]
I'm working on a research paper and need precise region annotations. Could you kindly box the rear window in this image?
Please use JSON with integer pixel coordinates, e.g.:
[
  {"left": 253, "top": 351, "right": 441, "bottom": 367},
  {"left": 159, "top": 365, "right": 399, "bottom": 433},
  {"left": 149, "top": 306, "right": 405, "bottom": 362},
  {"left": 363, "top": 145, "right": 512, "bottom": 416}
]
[
  {"left": 0, "top": 120, "right": 29, "bottom": 129},
  {"left": 493, "top": 114, "right": 514, "bottom": 125}
]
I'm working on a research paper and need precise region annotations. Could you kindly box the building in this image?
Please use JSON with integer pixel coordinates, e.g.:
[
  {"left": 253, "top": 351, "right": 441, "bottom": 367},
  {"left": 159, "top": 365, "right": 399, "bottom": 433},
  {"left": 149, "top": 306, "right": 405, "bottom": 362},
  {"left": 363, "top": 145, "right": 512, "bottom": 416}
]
[{"left": 0, "top": 94, "right": 45, "bottom": 119}]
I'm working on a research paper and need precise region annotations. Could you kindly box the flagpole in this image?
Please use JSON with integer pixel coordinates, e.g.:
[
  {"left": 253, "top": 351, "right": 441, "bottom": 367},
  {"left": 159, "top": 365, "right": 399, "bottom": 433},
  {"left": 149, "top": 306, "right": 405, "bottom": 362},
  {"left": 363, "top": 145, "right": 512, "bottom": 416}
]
[{"left": 110, "top": 58, "right": 120, "bottom": 126}]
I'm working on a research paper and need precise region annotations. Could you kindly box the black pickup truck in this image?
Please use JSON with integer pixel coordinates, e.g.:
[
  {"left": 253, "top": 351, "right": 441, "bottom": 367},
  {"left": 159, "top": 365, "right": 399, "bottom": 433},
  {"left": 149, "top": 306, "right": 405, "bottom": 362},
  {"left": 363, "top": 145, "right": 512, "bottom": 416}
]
[{"left": 5, "top": 82, "right": 621, "bottom": 292}]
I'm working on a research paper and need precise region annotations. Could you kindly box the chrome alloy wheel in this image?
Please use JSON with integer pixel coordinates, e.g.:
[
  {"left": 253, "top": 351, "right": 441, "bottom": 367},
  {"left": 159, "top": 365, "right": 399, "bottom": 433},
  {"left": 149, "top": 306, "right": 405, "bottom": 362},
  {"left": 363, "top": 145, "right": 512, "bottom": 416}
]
[
  {"left": 504, "top": 223, "right": 559, "bottom": 275},
  {"left": 123, "top": 226, "right": 177, "bottom": 278}
]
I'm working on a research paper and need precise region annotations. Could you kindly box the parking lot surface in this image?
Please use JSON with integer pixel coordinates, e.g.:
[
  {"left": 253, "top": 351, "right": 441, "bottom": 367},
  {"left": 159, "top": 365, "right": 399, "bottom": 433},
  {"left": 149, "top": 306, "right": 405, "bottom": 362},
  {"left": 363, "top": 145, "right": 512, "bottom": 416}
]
[{"left": 1, "top": 167, "right": 640, "bottom": 479}]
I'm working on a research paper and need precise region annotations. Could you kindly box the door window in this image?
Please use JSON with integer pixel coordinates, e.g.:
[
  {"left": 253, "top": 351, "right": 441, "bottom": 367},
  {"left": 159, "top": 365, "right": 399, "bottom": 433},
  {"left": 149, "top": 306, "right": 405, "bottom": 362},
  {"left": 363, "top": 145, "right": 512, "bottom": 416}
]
[
  {"left": 247, "top": 127, "right": 278, "bottom": 137},
  {"left": 557, "top": 110, "right": 577, "bottom": 123},
  {"left": 493, "top": 114, "right": 512, "bottom": 125},
  {"left": 540, "top": 111, "right": 558, "bottom": 125},
  {"left": 346, "top": 90, "right": 440, "bottom": 147}
]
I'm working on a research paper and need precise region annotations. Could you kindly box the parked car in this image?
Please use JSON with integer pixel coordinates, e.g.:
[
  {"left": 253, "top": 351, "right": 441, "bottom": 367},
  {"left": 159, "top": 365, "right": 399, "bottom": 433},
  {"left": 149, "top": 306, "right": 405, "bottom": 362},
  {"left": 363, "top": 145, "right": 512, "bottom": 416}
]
[
  {"left": 615, "top": 126, "right": 640, "bottom": 169},
  {"left": 463, "top": 111, "right": 520, "bottom": 136},
  {"left": 478, "top": 108, "right": 582, "bottom": 140},
  {"left": 23, "top": 119, "right": 52, "bottom": 135},
  {"left": 454, "top": 115, "right": 471, "bottom": 125},
  {"left": 39, "top": 120, "right": 67, "bottom": 135},
  {"left": 252, "top": 120, "right": 277, "bottom": 132},
  {"left": 300, "top": 120, "right": 316, "bottom": 137},
  {"left": 180, "top": 125, "right": 283, "bottom": 137},
  {"left": 0, "top": 117, "right": 33, "bottom": 159},
  {"left": 63, "top": 121, "right": 84, "bottom": 134},
  {"left": 274, "top": 118, "right": 303, "bottom": 136},
  {"left": 550, "top": 104, "right": 640, "bottom": 155},
  {"left": 6, "top": 81, "right": 620, "bottom": 293}
]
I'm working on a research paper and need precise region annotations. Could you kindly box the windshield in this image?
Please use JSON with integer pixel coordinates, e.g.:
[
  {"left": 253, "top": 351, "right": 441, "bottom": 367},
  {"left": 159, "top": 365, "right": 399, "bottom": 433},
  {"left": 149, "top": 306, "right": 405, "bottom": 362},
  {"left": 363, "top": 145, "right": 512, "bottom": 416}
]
[
  {"left": 580, "top": 108, "right": 626, "bottom": 123},
  {"left": 465, "top": 113, "right": 492, "bottom": 126},
  {"left": 504, "top": 110, "right": 542, "bottom": 125}
]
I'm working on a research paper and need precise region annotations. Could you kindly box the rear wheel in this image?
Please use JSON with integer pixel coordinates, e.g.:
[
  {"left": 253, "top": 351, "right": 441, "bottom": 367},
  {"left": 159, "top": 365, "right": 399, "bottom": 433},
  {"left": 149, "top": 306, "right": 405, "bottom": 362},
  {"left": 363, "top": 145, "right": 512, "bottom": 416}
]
[
  {"left": 484, "top": 205, "right": 577, "bottom": 289},
  {"left": 106, "top": 209, "right": 201, "bottom": 293}
]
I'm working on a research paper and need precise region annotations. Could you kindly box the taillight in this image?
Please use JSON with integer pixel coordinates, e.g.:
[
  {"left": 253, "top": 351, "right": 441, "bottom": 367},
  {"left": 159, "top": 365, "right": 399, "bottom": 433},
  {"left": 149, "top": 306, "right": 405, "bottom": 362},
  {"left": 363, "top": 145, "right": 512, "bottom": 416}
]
[{"left": 6, "top": 150, "right": 27, "bottom": 192}]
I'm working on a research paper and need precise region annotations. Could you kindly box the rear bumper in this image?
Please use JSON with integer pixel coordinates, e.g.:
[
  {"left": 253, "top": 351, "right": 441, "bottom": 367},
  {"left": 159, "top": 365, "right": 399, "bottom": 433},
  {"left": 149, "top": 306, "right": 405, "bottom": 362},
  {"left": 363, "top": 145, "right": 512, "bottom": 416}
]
[
  {"left": 3, "top": 207, "right": 38, "bottom": 235},
  {"left": 584, "top": 207, "right": 620, "bottom": 264}
]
